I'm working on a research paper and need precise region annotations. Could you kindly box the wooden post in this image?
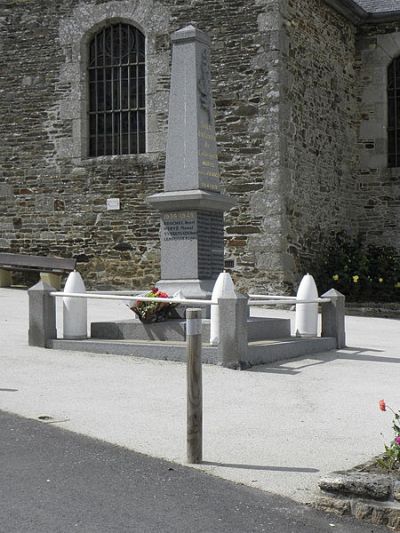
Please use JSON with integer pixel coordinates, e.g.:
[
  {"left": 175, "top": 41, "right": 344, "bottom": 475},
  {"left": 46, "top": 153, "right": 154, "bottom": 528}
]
[{"left": 186, "top": 308, "right": 202, "bottom": 464}]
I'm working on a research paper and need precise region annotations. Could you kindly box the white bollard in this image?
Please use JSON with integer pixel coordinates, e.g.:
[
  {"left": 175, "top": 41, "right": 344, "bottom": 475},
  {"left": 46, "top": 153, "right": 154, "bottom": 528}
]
[
  {"left": 295, "top": 273, "right": 318, "bottom": 337},
  {"left": 210, "top": 272, "right": 236, "bottom": 345},
  {"left": 63, "top": 270, "right": 87, "bottom": 340}
]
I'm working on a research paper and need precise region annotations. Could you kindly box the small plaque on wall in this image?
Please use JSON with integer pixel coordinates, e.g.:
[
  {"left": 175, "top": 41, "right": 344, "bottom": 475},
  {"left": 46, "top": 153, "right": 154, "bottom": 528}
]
[{"left": 106, "top": 198, "right": 120, "bottom": 211}]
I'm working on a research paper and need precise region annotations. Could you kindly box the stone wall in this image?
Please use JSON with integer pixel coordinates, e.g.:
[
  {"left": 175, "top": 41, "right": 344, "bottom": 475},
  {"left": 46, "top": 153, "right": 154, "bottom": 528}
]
[
  {"left": 354, "top": 21, "right": 400, "bottom": 248},
  {"left": 5, "top": 0, "right": 395, "bottom": 294},
  {"left": 280, "top": 0, "right": 358, "bottom": 283},
  {"left": 0, "top": 0, "right": 168, "bottom": 288},
  {"left": 0, "top": 0, "right": 285, "bottom": 291}
]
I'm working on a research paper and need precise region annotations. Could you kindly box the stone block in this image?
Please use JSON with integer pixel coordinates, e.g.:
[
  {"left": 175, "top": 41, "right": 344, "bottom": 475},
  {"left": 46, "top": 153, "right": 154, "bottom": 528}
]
[
  {"left": 0, "top": 184, "right": 13, "bottom": 197},
  {"left": 315, "top": 495, "right": 350, "bottom": 515},
  {"left": 321, "top": 289, "right": 346, "bottom": 348},
  {"left": 319, "top": 472, "right": 391, "bottom": 500},
  {"left": 370, "top": 506, "right": 388, "bottom": 526},
  {"left": 360, "top": 151, "right": 386, "bottom": 170},
  {"left": 387, "top": 509, "right": 400, "bottom": 530},
  {"left": 359, "top": 120, "right": 385, "bottom": 139},
  {"left": 352, "top": 501, "right": 374, "bottom": 521},
  {"left": 391, "top": 32, "right": 400, "bottom": 52},
  {"left": 377, "top": 33, "right": 400, "bottom": 59},
  {"left": 394, "top": 481, "right": 400, "bottom": 502},
  {"left": 217, "top": 293, "right": 248, "bottom": 367},
  {"left": 361, "top": 83, "right": 385, "bottom": 105},
  {"left": 28, "top": 281, "right": 57, "bottom": 347},
  {"left": 361, "top": 47, "right": 391, "bottom": 67}
]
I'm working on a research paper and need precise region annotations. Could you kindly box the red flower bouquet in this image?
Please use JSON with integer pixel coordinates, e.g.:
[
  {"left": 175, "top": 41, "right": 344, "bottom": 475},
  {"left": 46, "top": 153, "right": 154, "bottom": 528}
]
[{"left": 130, "top": 287, "right": 178, "bottom": 323}]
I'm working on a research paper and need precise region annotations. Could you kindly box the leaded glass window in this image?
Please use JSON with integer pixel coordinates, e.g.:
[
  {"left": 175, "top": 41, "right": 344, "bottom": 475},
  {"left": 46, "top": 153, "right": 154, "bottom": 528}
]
[
  {"left": 388, "top": 56, "right": 400, "bottom": 167},
  {"left": 88, "top": 23, "right": 145, "bottom": 157}
]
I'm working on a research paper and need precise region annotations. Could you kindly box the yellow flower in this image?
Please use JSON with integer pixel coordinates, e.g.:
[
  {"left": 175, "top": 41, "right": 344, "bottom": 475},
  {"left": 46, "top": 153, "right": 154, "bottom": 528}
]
[
  {"left": 332, "top": 274, "right": 339, "bottom": 281},
  {"left": 395, "top": 282, "right": 400, "bottom": 288},
  {"left": 352, "top": 275, "right": 359, "bottom": 283},
  {"left": 378, "top": 277, "right": 384, "bottom": 283}
]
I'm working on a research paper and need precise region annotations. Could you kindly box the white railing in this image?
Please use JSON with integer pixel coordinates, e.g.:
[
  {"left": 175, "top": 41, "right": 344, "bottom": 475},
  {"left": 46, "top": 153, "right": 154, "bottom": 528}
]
[
  {"left": 248, "top": 295, "right": 332, "bottom": 305},
  {"left": 50, "top": 291, "right": 216, "bottom": 306},
  {"left": 52, "top": 290, "right": 331, "bottom": 306}
]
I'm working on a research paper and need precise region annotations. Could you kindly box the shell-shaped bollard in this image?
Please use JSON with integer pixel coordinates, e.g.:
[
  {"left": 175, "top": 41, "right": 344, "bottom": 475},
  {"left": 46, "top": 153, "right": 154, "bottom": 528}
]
[
  {"left": 63, "top": 270, "right": 87, "bottom": 340},
  {"left": 210, "top": 272, "right": 236, "bottom": 346},
  {"left": 294, "top": 274, "right": 318, "bottom": 337}
]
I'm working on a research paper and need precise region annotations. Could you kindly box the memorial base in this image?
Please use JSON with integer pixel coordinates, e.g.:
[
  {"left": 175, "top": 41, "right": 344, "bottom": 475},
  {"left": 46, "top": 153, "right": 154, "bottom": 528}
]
[
  {"left": 156, "top": 278, "right": 216, "bottom": 318},
  {"left": 157, "top": 278, "right": 215, "bottom": 299}
]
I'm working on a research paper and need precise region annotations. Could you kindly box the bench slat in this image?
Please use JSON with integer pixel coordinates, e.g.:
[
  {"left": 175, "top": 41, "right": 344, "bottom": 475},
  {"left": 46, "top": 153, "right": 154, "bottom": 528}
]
[{"left": 0, "top": 253, "right": 76, "bottom": 273}]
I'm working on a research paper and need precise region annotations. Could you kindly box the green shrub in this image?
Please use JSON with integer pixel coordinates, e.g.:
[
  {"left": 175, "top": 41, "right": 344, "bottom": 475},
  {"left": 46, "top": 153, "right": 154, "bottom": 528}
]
[{"left": 307, "top": 231, "right": 400, "bottom": 302}]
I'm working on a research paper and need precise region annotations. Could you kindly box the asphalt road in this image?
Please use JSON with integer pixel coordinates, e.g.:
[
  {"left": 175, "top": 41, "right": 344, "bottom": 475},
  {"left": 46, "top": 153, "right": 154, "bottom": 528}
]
[{"left": 0, "top": 410, "right": 387, "bottom": 533}]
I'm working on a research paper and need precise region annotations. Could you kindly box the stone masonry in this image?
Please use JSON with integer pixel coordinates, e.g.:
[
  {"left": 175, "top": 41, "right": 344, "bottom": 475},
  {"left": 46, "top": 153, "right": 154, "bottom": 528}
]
[
  {"left": 1, "top": 0, "right": 400, "bottom": 292},
  {"left": 0, "top": 0, "right": 283, "bottom": 290},
  {"left": 280, "top": 0, "right": 358, "bottom": 280},
  {"left": 354, "top": 21, "right": 400, "bottom": 249}
]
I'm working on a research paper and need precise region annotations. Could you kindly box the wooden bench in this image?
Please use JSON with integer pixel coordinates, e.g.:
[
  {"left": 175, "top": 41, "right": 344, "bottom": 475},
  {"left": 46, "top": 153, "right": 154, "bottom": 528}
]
[{"left": 0, "top": 253, "right": 77, "bottom": 289}]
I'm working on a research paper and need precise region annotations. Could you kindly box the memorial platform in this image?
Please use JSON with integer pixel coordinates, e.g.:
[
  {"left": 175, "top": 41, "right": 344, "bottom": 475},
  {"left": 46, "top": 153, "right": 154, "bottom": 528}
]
[
  {"left": 90, "top": 316, "right": 291, "bottom": 342},
  {"left": 48, "top": 314, "right": 336, "bottom": 367},
  {"left": 49, "top": 336, "right": 336, "bottom": 366}
]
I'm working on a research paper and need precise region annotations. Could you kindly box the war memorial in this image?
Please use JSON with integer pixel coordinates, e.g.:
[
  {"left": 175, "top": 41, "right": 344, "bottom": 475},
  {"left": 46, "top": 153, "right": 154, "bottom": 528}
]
[{"left": 25, "top": 25, "right": 345, "bottom": 369}]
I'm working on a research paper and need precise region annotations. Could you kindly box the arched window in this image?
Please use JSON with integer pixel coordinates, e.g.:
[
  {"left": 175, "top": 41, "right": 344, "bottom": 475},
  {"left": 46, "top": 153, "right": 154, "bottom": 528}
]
[
  {"left": 388, "top": 56, "right": 400, "bottom": 167},
  {"left": 88, "top": 23, "right": 145, "bottom": 157}
]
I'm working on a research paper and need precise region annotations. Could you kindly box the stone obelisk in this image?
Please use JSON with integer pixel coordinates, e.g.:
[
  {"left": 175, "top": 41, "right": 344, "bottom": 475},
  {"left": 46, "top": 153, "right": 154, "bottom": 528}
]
[{"left": 147, "top": 25, "right": 235, "bottom": 299}]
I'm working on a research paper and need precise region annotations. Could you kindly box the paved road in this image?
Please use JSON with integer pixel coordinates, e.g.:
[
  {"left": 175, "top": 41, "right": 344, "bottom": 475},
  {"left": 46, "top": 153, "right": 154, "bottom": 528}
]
[{"left": 0, "top": 411, "right": 387, "bottom": 533}]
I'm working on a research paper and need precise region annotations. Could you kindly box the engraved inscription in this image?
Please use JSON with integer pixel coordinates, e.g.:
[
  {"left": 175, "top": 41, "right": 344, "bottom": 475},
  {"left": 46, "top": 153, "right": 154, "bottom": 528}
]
[
  {"left": 162, "top": 212, "right": 197, "bottom": 241},
  {"left": 198, "top": 121, "right": 220, "bottom": 191},
  {"left": 197, "top": 211, "right": 224, "bottom": 279},
  {"left": 197, "top": 48, "right": 212, "bottom": 124}
]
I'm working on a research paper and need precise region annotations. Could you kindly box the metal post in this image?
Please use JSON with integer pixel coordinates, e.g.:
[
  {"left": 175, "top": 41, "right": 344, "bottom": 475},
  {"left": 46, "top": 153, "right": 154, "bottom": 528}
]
[{"left": 186, "top": 308, "right": 202, "bottom": 464}]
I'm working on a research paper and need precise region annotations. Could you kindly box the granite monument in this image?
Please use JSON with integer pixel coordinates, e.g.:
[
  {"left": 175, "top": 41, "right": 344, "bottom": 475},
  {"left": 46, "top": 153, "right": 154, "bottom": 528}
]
[{"left": 147, "top": 25, "right": 235, "bottom": 299}]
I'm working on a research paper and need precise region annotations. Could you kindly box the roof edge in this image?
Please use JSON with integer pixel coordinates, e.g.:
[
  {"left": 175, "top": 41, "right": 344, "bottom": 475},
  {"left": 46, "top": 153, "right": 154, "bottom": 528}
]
[
  {"left": 324, "top": 0, "right": 400, "bottom": 25},
  {"left": 324, "top": 0, "right": 365, "bottom": 24},
  {"left": 365, "top": 11, "right": 400, "bottom": 24}
]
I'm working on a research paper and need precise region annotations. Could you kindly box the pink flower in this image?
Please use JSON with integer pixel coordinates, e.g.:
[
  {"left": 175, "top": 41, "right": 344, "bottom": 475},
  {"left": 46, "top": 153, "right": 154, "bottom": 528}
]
[
  {"left": 395, "top": 436, "right": 400, "bottom": 446},
  {"left": 379, "top": 399, "right": 386, "bottom": 412}
]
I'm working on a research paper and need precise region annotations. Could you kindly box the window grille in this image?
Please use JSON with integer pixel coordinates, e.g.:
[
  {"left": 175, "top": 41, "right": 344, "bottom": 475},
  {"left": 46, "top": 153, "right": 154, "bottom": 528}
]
[
  {"left": 388, "top": 56, "right": 400, "bottom": 167},
  {"left": 88, "top": 23, "right": 145, "bottom": 157}
]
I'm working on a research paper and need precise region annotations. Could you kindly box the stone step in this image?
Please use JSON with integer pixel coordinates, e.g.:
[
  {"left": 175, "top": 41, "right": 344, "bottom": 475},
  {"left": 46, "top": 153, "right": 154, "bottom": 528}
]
[
  {"left": 90, "top": 316, "right": 291, "bottom": 342},
  {"left": 49, "top": 335, "right": 336, "bottom": 367},
  {"left": 247, "top": 336, "right": 337, "bottom": 366}
]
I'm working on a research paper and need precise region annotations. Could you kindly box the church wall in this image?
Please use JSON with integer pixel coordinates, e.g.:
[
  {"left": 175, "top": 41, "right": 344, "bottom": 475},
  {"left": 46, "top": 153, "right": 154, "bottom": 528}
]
[
  {"left": 354, "top": 22, "right": 400, "bottom": 249},
  {"left": 280, "top": 0, "right": 358, "bottom": 283},
  {"left": 0, "top": 0, "right": 168, "bottom": 288},
  {"left": 0, "top": 0, "right": 285, "bottom": 291}
]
